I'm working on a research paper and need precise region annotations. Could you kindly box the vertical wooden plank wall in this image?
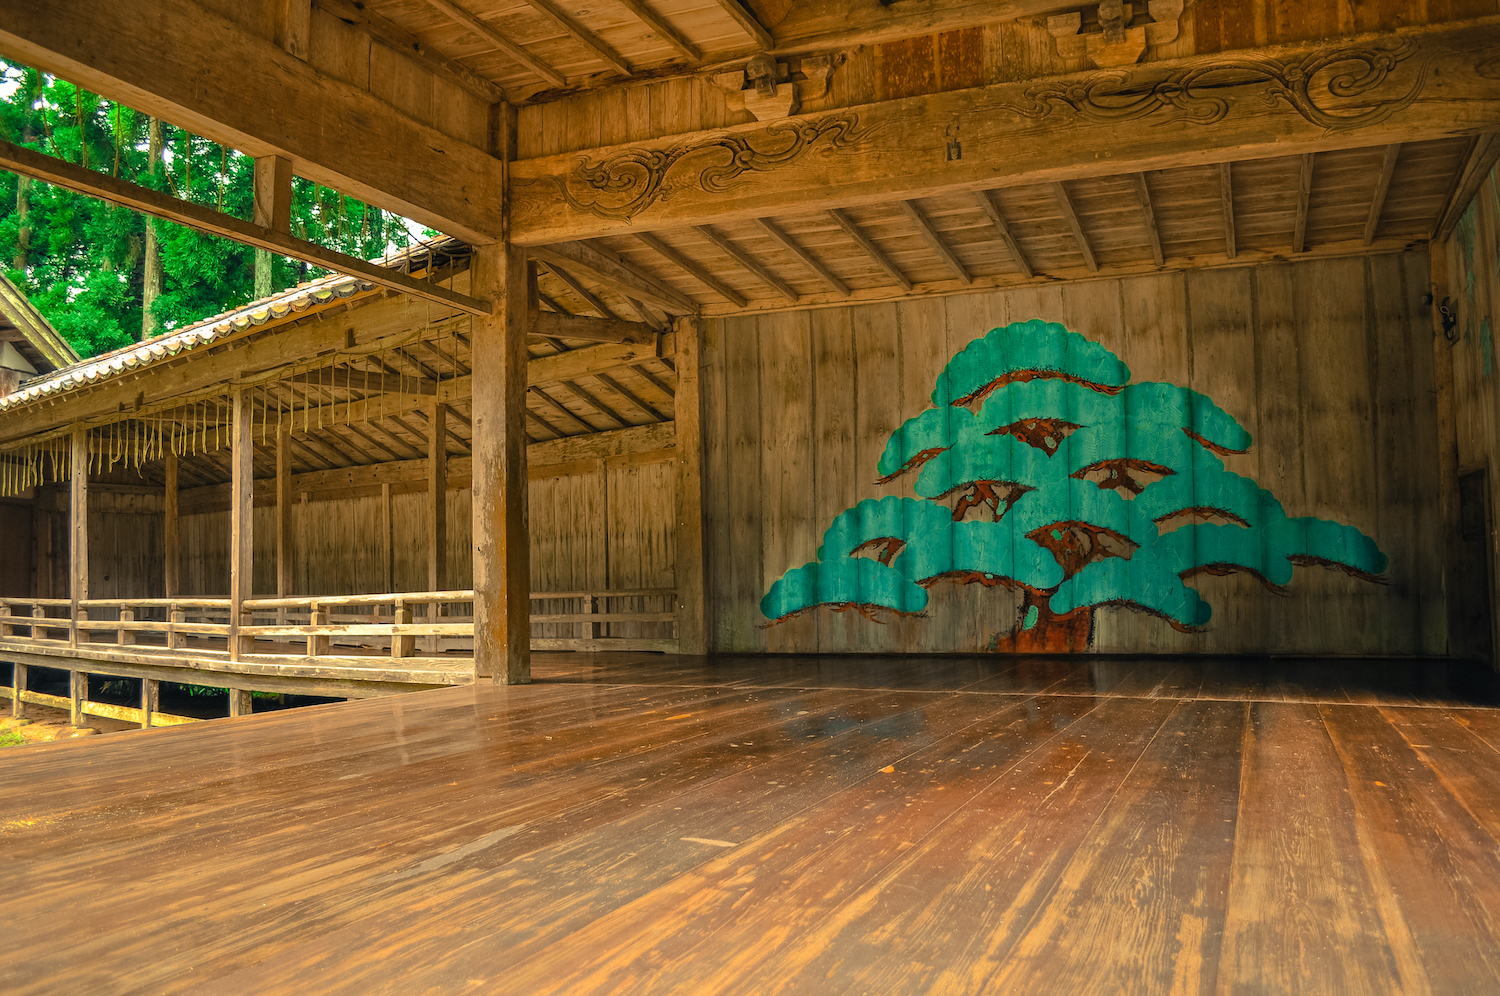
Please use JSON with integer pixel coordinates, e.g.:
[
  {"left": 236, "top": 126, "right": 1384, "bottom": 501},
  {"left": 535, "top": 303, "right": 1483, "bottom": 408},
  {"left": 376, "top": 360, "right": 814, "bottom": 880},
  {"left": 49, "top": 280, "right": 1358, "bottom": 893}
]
[
  {"left": 703, "top": 254, "right": 1446, "bottom": 655},
  {"left": 1446, "top": 165, "right": 1500, "bottom": 648}
]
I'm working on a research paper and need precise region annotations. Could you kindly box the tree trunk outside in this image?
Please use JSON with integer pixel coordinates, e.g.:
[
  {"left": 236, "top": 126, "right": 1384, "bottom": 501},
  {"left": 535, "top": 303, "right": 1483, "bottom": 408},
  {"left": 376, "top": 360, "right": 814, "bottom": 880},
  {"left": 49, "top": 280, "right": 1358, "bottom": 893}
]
[
  {"left": 14, "top": 175, "right": 30, "bottom": 272},
  {"left": 141, "top": 117, "right": 163, "bottom": 339}
]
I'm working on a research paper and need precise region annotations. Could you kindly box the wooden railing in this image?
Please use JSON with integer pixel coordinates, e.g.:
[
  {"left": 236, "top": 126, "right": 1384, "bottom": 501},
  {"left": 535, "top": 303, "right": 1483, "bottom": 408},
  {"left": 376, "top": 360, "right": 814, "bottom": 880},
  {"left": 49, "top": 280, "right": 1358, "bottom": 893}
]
[{"left": 2, "top": 587, "right": 679, "bottom": 658}]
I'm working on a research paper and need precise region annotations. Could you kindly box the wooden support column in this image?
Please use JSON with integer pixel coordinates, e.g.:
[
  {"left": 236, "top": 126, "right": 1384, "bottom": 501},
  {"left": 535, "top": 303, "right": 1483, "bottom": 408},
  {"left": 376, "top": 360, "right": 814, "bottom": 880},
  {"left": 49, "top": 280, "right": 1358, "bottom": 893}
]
[
  {"left": 470, "top": 240, "right": 531, "bottom": 683},
  {"left": 381, "top": 481, "right": 395, "bottom": 594},
  {"left": 141, "top": 677, "right": 158, "bottom": 729},
  {"left": 11, "top": 663, "right": 25, "bottom": 720},
  {"left": 69, "top": 669, "right": 85, "bottom": 727},
  {"left": 674, "top": 315, "right": 707, "bottom": 655},
  {"left": 229, "top": 387, "right": 254, "bottom": 661},
  {"left": 253, "top": 155, "right": 293, "bottom": 298},
  {"left": 276, "top": 425, "right": 292, "bottom": 623},
  {"left": 69, "top": 427, "right": 87, "bottom": 648},
  {"left": 164, "top": 449, "right": 179, "bottom": 597},
  {"left": 427, "top": 400, "right": 448, "bottom": 651},
  {"left": 228, "top": 687, "right": 253, "bottom": 718},
  {"left": 1431, "top": 240, "right": 1463, "bottom": 656}
]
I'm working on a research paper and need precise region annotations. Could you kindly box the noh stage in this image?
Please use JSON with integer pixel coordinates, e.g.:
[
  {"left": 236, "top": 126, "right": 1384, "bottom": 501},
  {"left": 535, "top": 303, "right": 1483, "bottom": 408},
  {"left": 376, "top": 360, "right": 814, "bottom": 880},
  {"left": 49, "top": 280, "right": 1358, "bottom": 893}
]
[{"left": 4, "top": 652, "right": 1500, "bottom": 996}]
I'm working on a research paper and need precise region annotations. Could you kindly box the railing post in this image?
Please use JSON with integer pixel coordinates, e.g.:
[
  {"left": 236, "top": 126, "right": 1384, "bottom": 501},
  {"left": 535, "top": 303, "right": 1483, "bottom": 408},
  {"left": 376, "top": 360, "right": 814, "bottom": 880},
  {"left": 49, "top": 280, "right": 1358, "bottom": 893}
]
[
  {"left": 31, "top": 603, "right": 44, "bottom": 640},
  {"left": 0, "top": 604, "right": 11, "bottom": 638},
  {"left": 70, "top": 427, "right": 89, "bottom": 647},
  {"left": 229, "top": 386, "right": 254, "bottom": 661},
  {"left": 69, "top": 669, "right": 86, "bottom": 727},
  {"left": 73, "top": 606, "right": 88, "bottom": 648},
  {"left": 587, "top": 594, "right": 600, "bottom": 643},
  {"left": 392, "top": 598, "right": 415, "bottom": 659},
  {"left": 169, "top": 604, "right": 185, "bottom": 650},
  {"left": 141, "top": 677, "right": 158, "bottom": 729},
  {"left": 307, "top": 600, "right": 329, "bottom": 657},
  {"left": 118, "top": 605, "right": 135, "bottom": 646},
  {"left": 11, "top": 663, "right": 25, "bottom": 720}
]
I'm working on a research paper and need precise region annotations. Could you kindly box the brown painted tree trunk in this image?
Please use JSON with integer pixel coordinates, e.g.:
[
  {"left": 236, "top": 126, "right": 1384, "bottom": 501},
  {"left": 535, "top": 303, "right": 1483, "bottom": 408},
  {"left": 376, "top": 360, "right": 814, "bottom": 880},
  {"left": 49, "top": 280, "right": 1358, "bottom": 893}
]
[
  {"left": 989, "top": 592, "right": 1094, "bottom": 653},
  {"left": 141, "top": 117, "right": 163, "bottom": 339}
]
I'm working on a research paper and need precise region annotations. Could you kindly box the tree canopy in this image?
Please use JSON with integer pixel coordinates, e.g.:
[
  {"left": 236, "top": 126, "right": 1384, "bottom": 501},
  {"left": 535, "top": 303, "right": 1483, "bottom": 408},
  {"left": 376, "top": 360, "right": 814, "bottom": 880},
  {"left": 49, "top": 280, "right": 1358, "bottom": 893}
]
[
  {"left": 761, "top": 320, "right": 1389, "bottom": 651},
  {"left": 0, "top": 61, "right": 417, "bottom": 359}
]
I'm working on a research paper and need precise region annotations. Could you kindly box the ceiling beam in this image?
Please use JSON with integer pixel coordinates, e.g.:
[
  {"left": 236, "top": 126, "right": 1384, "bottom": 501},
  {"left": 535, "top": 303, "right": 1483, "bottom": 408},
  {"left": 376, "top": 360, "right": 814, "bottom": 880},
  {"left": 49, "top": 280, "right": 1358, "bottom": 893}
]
[
  {"left": 711, "top": 0, "right": 773, "bottom": 49},
  {"left": 312, "top": 0, "right": 504, "bottom": 102},
  {"left": 422, "top": 0, "right": 566, "bottom": 87},
  {"left": 901, "top": 200, "right": 971, "bottom": 285},
  {"left": 755, "top": 218, "right": 849, "bottom": 296},
  {"left": 520, "top": 0, "right": 632, "bottom": 77},
  {"left": 1364, "top": 143, "right": 1402, "bottom": 245},
  {"left": 510, "top": 20, "right": 1500, "bottom": 244},
  {"left": 528, "top": 242, "right": 698, "bottom": 314},
  {"left": 637, "top": 233, "right": 748, "bottom": 307},
  {"left": 612, "top": 0, "right": 702, "bottom": 63},
  {"left": 530, "top": 311, "right": 656, "bottom": 344},
  {"left": 974, "top": 191, "right": 1033, "bottom": 279},
  {"left": 1219, "top": 163, "right": 1236, "bottom": 261},
  {"left": 0, "top": 0, "right": 506, "bottom": 245},
  {"left": 1052, "top": 183, "right": 1097, "bottom": 273},
  {"left": 1435, "top": 134, "right": 1500, "bottom": 242},
  {"left": 1293, "top": 153, "right": 1315, "bottom": 254},
  {"left": 693, "top": 225, "right": 799, "bottom": 302},
  {"left": 1132, "top": 174, "right": 1164, "bottom": 268},
  {"left": 539, "top": 262, "right": 621, "bottom": 320},
  {"left": 829, "top": 209, "right": 912, "bottom": 291}
]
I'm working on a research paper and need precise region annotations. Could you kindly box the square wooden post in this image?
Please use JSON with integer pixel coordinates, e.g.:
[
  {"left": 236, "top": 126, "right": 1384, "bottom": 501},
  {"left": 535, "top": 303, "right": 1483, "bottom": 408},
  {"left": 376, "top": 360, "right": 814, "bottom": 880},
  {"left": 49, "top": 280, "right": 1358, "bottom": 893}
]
[
  {"left": 276, "top": 425, "right": 293, "bottom": 626},
  {"left": 427, "top": 401, "right": 448, "bottom": 651},
  {"left": 11, "top": 663, "right": 25, "bottom": 720},
  {"left": 118, "top": 606, "right": 135, "bottom": 645},
  {"left": 391, "top": 599, "right": 416, "bottom": 659},
  {"left": 229, "top": 387, "right": 255, "bottom": 661},
  {"left": 228, "top": 687, "right": 253, "bottom": 718},
  {"left": 69, "top": 669, "right": 85, "bottom": 727},
  {"left": 470, "top": 239, "right": 530, "bottom": 682},
  {"left": 673, "top": 316, "right": 707, "bottom": 655},
  {"left": 164, "top": 449, "right": 179, "bottom": 598},
  {"left": 69, "top": 427, "right": 88, "bottom": 647},
  {"left": 141, "top": 677, "right": 158, "bottom": 729}
]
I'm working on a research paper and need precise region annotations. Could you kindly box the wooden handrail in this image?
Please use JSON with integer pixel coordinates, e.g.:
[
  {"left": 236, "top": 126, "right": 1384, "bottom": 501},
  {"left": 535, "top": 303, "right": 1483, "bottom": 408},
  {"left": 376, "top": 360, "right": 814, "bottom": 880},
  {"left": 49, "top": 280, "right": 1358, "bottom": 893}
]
[
  {"left": 529, "top": 588, "right": 676, "bottom": 599},
  {"left": 243, "top": 590, "right": 475, "bottom": 609}
]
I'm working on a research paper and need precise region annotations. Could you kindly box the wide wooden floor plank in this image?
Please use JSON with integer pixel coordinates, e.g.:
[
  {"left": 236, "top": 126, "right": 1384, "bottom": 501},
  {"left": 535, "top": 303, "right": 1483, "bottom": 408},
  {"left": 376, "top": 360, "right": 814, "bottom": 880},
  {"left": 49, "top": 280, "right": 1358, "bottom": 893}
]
[
  {"left": 1322, "top": 703, "right": 1500, "bottom": 991},
  {"left": 1215, "top": 702, "right": 1424, "bottom": 996},
  {"left": 987, "top": 699, "right": 1246, "bottom": 995}
]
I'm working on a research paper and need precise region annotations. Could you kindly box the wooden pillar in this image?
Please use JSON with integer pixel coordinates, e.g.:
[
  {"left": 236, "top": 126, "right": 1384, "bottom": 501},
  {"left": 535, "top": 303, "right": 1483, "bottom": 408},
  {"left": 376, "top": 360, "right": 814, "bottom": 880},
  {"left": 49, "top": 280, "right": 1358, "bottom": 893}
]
[
  {"left": 1432, "top": 239, "right": 1467, "bottom": 657},
  {"left": 229, "top": 387, "right": 254, "bottom": 661},
  {"left": 674, "top": 316, "right": 708, "bottom": 655},
  {"left": 141, "top": 677, "right": 158, "bottom": 729},
  {"left": 228, "top": 687, "right": 252, "bottom": 718},
  {"left": 164, "top": 449, "right": 179, "bottom": 597},
  {"left": 252, "top": 155, "right": 293, "bottom": 298},
  {"left": 427, "top": 401, "right": 448, "bottom": 651},
  {"left": 276, "top": 425, "right": 292, "bottom": 624},
  {"left": 69, "top": 427, "right": 87, "bottom": 647},
  {"left": 11, "top": 663, "right": 25, "bottom": 720},
  {"left": 69, "top": 669, "right": 85, "bottom": 727},
  {"left": 381, "top": 481, "right": 394, "bottom": 594},
  {"left": 470, "top": 241, "right": 531, "bottom": 683}
]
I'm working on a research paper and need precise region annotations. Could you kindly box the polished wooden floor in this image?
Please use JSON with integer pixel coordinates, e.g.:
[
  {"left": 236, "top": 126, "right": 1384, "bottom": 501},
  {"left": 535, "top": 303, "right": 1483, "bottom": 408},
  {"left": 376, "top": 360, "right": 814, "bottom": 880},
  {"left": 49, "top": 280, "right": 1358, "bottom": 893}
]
[{"left": 5, "top": 653, "right": 1500, "bottom": 995}]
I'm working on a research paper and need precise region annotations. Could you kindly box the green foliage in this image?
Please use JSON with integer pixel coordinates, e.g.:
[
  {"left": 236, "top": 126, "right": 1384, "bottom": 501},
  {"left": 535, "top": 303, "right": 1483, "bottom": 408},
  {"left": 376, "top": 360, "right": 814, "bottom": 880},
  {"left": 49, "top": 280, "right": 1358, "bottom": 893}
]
[
  {"left": 762, "top": 320, "right": 1389, "bottom": 641},
  {"left": 0, "top": 729, "right": 25, "bottom": 748},
  {"left": 0, "top": 60, "right": 419, "bottom": 359}
]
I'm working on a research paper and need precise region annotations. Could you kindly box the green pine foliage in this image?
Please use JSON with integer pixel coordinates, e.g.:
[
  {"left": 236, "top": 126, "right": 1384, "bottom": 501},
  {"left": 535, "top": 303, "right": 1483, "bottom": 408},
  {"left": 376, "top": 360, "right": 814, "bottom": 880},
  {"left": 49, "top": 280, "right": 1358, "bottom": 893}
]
[{"left": 0, "top": 60, "right": 419, "bottom": 359}]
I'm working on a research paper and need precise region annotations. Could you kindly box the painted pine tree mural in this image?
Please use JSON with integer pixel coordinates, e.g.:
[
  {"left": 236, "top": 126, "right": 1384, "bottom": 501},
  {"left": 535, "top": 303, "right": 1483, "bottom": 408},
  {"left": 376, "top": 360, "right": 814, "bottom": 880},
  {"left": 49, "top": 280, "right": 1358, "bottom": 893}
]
[{"left": 761, "top": 320, "right": 1389, "bottom": 651}]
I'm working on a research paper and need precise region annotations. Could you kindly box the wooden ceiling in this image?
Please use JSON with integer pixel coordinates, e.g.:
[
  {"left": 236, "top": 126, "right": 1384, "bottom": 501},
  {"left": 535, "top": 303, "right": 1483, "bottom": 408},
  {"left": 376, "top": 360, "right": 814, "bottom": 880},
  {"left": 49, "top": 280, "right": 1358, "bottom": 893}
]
[
  {"left": 318, "top": 0, "right": 770, "bottom": 98},
  {"left": 529, "top": 137, "right": 1471, "bottom": 319}
]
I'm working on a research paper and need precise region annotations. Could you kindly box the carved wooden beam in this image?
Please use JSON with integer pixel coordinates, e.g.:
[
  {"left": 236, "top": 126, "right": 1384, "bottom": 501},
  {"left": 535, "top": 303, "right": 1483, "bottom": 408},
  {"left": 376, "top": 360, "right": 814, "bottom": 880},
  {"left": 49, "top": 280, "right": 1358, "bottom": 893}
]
[{"left": 510, "top": 20, "right": 1500, "bottom": 245}]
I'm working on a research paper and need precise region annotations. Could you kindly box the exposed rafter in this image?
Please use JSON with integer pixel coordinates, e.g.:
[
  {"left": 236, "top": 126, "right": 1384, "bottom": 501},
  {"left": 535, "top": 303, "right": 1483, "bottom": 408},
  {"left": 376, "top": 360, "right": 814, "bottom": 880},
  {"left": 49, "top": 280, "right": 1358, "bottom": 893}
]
[
  {"left": 693, "top": 225, "right": 798, "bottom": 302},
  {"left": 1293, "top": 153, "right": 1315, "bottom": 254},
  {"left": 530, "top": 385, "right": 595, "bottom": 434},
  {"left": 711, "top": 0, "right": 773, "bottom": 49},
  {"left": 901, "top": 201, "right": 970, "bottom": 286},
  {"left": 312, "top": 0, "right": 504, "bottom": 102},
  {"left": 755, "top": 218, "right": 849, "bottom": 297},
  {"left": 1132, "top": 173, "right": 1164, "bottom": 268},
  {"left": 974, "top": 191, "right": 1033, "bottom": 279},
  {"left": 1364, "top": 144, "right": 1401, "bottom": 246},
  {"left": 1435, "top": 134, "right": 1500, "bottom": 242},
  {"left": 529, "top": 242, "right": 698, "bottom": 314},
  {"left": 531, "top": 311, "right": 656, "bottom": 344},
  {"left": 1052, "top": 183, "right": 1097, "bottom": 273},
  {"left": 638, "top": 233, "right": 748, "bottom": 307},
  {"left": 829, "top": 209, "right": 912, "bottom": 291},
  {"left": 1219, "top": 163, "right": 1236, "bottom": 261},
  {"left": 519, "top": 0, "right": 632, "bottom": 77},
  {"left": 612, "top": 0, "right": 702, "bottom": 62},
  {"left": 539, "top": 262, "right": 621, "bottom": 320},
  {"left": 422, "top": 0, "right": 566, "bottom": 87}
]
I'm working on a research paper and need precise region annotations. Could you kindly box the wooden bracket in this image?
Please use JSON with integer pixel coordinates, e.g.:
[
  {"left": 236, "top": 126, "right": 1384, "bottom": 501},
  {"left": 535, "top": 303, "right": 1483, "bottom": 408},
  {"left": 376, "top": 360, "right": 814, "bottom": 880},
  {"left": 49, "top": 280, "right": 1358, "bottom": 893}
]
[
  {"left": 710, "top": 53, "right": 842, "bottom": 120},
  {"left": 1046, "top": 0, "right": 1185, "bottom": 68}
]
